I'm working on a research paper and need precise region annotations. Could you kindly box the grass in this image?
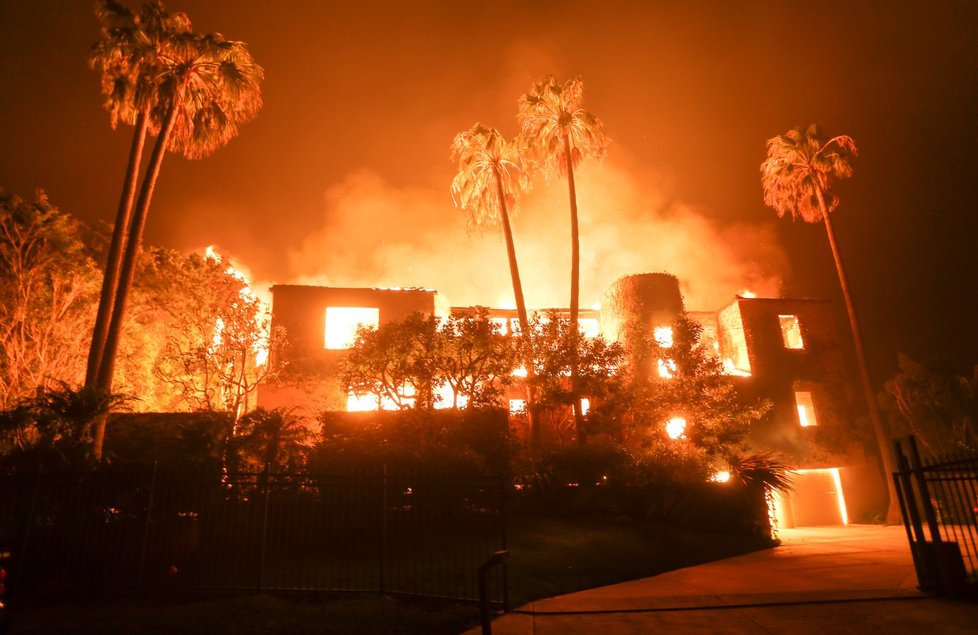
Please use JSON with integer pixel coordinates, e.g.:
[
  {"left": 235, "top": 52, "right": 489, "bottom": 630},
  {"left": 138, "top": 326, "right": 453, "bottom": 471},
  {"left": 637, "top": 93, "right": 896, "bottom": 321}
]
[{"left": 4, "top": 514, "right": 773, "bottom": 634}]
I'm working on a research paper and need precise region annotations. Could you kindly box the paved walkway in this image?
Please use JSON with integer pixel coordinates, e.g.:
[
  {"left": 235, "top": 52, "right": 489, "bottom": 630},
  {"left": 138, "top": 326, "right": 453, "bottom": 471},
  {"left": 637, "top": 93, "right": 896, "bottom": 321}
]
[{"left": 472, "top": 525, "right": 978, "bottom": 634}]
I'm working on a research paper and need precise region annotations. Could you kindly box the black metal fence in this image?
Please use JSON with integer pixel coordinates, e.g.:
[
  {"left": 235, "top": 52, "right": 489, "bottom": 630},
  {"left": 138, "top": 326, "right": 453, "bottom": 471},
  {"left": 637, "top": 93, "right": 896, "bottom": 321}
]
[
  {"left": 893, "top": 436, "right": 978, "bottom": 595},
  {"left": 0, "top": 465, "right": 507, "bottom": 605}
]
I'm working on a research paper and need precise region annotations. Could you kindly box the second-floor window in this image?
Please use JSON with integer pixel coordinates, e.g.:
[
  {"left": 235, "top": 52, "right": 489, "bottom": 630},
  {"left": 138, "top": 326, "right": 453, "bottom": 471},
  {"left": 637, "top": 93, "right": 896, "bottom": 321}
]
[
  {"left": 779, "top": 315, "right": 804, "bottom": 349},
  {"left": 325, "top": 307, "right": 379, "bottom": 349},
  {"left": 795, "top": 390, "right": 818, "bottom": 427}
]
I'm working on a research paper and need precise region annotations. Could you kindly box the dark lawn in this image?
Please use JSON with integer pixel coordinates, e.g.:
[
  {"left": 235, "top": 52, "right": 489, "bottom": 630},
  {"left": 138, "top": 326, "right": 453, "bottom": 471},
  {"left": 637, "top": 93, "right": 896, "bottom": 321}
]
[{"left": 3, "top": 514, "right": 774, "bottom": 634}]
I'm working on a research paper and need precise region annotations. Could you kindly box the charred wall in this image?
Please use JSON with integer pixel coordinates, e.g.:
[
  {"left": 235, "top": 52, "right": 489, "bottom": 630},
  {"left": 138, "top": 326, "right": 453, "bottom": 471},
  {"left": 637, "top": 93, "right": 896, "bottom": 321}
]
[{"left": 731, "top": 297, "right": 863, "bottom": 465}]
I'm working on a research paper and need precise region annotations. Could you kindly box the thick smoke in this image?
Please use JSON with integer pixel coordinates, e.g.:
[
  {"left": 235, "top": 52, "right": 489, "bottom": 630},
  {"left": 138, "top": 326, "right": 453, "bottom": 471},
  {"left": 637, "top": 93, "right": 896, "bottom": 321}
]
[{"left": 286, "top": 157, "right": 786, "bottom": 313}]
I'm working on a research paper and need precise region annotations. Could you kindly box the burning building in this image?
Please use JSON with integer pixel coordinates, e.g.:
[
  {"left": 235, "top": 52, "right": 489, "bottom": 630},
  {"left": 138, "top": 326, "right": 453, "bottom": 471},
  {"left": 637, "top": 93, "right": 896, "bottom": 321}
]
[
  {"left": 258, "top": 285, "right": 436, "bottom": 413},
  {"left": 258, "top": 273, "right": 884, "bottom": 526}
]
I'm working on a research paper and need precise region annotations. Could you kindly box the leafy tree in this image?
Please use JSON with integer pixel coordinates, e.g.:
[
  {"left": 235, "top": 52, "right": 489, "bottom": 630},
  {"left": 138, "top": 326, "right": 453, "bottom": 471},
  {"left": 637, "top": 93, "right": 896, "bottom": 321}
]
[
  {"left": 521, "top": 312, "right": 625, "bottom": 444},
  {"left": 343, "top": 312, "right": 517, "bottom": 412},
  {"left": 438, "top": 309, "right": 516, "bottom": 409},
  {"left": 629, "top": 314, "right": 772, "bottom": 470},
  {"left": 518, "top": 75, "right": 609, "bottom": 440},
  {"left": 644, "top": 315, "right": 771, "bottom": 461},
  {"left": 146, "top": 250, "right": 275, "bottom": 421},
  {"left": 760, "top": 124, "right": 899, "bottom": 522},
  {"left": 882, "top": 354, "right": 978, "bottom": 457},
  {"left": 451, "top": 124, "right": 541, "bottom": 439},
  {"left": 0, "top": 192, "right": 100, "bottom": 409},
  {"left": 343, "top": 313, "right": 443, "bottom": 411},
  {"left": 90, "top": 3, "right": 264, "bottom": 457}
]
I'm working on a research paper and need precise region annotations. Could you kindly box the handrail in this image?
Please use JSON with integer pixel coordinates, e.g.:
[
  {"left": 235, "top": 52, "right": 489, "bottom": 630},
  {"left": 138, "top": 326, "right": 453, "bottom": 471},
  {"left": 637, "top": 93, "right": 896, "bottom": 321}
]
[{"left": 478, "top": 550, "right": 509, "bottom": 635}]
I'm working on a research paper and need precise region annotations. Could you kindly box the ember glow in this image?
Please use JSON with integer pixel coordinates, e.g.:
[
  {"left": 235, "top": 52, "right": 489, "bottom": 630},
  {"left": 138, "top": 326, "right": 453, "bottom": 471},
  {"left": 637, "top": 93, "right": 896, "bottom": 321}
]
[
  {"left": 710, "top": 470, "right": 731, "bottom": 483},
  {"left": 579, "top": 318, "right": 600, "bottom": 338},
  {"left": 665, "top": 416, "right": 686, "bottom": 439},
  {"left": 653, "top": 326, "right": 673, "bottom": 348},
  {"left": 657, "top": 358, "right": 676, "bottom": 379},
  {"left": 203, "top": 245, "right": 271, "bottom": 366}
]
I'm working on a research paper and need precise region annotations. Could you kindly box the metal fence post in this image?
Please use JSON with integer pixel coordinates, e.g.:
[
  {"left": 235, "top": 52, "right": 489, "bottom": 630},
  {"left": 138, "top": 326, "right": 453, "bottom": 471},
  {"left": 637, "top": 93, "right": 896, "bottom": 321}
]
[
  {"left": 499, "top": 475, "right": 508, "bottom": 612},
  {"left": 137, "top": 462, "right": 159, "bottom": 589},
  {"left": 907, "top": 436, "right": 943, "bottom": 542},
  {"left": 12, "top": 465, "right": 43, "bottom": 592},
  {"left": 478, "top": 550, "right": 509, "bottom": 635},
  {"left": 258, "top": 464, "right": 271, "bottom": 591},
  {"left": 380, "top": 464, "right": 388, "bottom": 595}
]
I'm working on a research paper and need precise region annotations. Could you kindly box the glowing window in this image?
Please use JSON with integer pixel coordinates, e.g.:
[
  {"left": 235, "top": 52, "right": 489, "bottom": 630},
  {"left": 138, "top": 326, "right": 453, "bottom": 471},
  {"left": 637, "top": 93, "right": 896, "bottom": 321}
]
[
  {"left": 508, "top": 399, "right": 526, "bottom": 414},
  {"left": 346, "top": 393, "right": 379, "bottom": 412},
  {"left": 710, "top": 470, "right": 731, "bottom": 483},
  {"left": 347, "top": 392, "right": 401, "bottom": 412},
  {"left": 490, "top": 317, "right": 510, "bottom": 335},
  {"left": 657, "top": 358, "right": 676, "bottom": 379},
  {"left": 433, "top": 382, "right": 466, "bottom": 409},
  {"left": 653, "top": 326, "right": 673, "bottom": 348},
  {"left": 579, "top": 318, "right": 600, "bottom": 338},
  {"left": 325, "top": 307, "right": 379, "bottom": 349},
  {"left": 665, "top": 416, "right": 686, "bottom": 439},
  {"left": 795, "top": 391, "right": 817, "bottom": 427},
  {"left": 580, "top": 398, "right": 590, "bottom": 416},
  {"left": 779, "top": 315, "right": 804, "bottom": 349}
]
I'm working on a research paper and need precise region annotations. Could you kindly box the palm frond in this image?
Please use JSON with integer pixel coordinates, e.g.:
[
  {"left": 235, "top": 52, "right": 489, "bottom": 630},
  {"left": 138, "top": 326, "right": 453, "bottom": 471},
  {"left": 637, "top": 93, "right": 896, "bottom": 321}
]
[
  {"left": 760, "top": 124, "right": 857, "bottom": 223},
  {"left": 517, "top": 74, "right": 609, "bottom": 180},
  {"left": 729, "top": 451, "right": 794, "bottom": 495},
  {"left": 449, "top": 123, "right": 528, "bottom": 229}
]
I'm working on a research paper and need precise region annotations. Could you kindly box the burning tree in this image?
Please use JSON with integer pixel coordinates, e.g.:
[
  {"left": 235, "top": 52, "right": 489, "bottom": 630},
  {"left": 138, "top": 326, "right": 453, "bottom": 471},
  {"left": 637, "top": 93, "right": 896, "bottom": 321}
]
[
  {"left": 635, "top": 314, "right": 771, "bottom": 464},
  {"left": 518, "top": 75, "right": 609, "bottom": 442},
  {"left": 521, "top": 312, "right": 625, "bottom": 444},
  {"left": 760, "top": 124, "right": 899, "bottom": 522},
  {"left": 342, "top": 312, "right": 516, "bottom": 412},
  {"left": 87, "top": 0, "right": 264, "bottom": 458},
  {"left": 147, "top": 249, "right": 275, "bottom": 422},
  {"left": 438, "top": 309, "right": 517, "bottom": 409},
  {"left": 343, "top": 313, "right": 442, "bottom": 411},
  {"left": 0, "top": 192, "right": 100, "bottom": 410}
]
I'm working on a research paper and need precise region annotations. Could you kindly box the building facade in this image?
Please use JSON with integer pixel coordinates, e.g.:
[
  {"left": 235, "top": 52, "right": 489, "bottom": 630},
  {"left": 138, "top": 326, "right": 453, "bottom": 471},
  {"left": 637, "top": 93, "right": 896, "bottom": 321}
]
[{"left": 258, "top": 274, "right": 884, "bottom": 525}]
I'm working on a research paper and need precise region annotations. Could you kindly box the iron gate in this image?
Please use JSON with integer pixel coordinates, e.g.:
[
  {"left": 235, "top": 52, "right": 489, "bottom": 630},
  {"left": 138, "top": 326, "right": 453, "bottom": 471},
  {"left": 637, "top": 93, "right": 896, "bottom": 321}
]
[{"left": 892, "top": 436, "right": 977, "bottom": 595}]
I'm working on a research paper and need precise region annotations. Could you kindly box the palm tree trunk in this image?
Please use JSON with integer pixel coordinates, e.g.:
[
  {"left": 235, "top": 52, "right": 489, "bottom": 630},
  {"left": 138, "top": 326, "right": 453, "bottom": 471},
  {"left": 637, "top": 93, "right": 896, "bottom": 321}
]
[
  {"left": 493, "top": 166, "right": 540, "bottom": 445},
  {"left": 92, "top": 96, "right": 182, "bottom": 459},
  {"left": 563, "top": 134, "right": 585, "bottom": 444},
  {"left": 85, "top": 109, "right": 150, "bottom": 389},
  {"left": 816, "top": 189, "right": 901, "bottom": 524}
]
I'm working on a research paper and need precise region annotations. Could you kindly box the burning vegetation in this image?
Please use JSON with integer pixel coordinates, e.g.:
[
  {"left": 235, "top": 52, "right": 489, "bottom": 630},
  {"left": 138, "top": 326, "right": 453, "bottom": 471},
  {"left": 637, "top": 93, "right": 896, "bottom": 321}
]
[{"left": 0, "top": 6, "right": 908, "bottom": 532}]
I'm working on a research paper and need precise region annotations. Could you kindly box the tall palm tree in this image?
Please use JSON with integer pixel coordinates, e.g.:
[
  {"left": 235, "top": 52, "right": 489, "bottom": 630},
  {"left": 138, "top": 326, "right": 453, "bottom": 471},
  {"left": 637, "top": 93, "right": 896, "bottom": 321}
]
[
  {"left": 91, "top": 26, "right": 264, "bottom": 458},
  {"left": 450, "top": 124, "right": 541, "bottom": 443},
  {"left": 85, "top": 0, "right": 192, "bottom": 390},
  {"left": 518, "top": 75, "right": 608, "bottom": 443},
  {"left": 761, "top": 123, "right": 900, "bottom": 523}
]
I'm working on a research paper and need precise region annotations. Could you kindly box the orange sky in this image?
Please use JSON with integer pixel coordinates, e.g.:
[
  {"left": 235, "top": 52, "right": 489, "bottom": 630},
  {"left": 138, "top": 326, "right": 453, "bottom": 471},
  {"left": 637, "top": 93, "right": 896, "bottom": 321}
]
[{"left": 1, "top": 0, "right": 976, "bottom": 376}]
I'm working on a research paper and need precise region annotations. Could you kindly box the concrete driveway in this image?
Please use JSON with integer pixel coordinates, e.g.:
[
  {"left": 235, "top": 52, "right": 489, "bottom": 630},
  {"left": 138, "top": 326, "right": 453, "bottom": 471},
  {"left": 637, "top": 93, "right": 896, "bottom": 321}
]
[{"left": 472, "top": 525, "right": 978, "bottom": 634}]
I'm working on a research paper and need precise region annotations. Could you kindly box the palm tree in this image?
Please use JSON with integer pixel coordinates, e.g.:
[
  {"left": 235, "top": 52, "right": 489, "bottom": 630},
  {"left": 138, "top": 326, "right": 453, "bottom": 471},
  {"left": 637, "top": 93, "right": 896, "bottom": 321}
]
[
  {"left": 234, "top": 407, "right": 311, "bottom": 472},
  {"left": 518, "top": 75, "right": 608, "bottom": 443},
  {"left": 85, "top": 0, "right": 192, "bottom": 390},
  {"left": 450, "top": 124, "right": 541, "bottom": 443},
  {"left": 760, "top": 123, "right": 900, "bottom": 523},
  {"left": 91, "top": 24, "right": 263, "bottom": 458}
]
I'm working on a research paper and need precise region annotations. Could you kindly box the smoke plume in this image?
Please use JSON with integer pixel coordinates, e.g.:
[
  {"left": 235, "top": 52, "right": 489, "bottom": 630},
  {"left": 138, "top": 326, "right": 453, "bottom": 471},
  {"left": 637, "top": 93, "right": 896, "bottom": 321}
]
[{"left": 286, "top": 157, "right": 785, "bottom": 314}]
